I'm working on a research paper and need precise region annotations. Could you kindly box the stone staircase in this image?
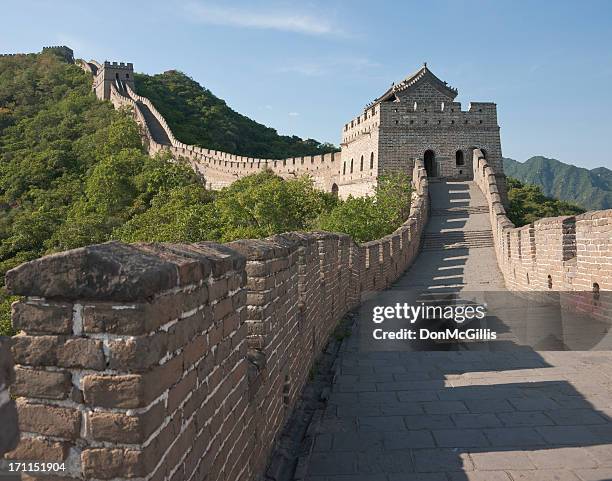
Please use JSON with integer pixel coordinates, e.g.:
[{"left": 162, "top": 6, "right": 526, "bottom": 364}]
[
  {"left": 430, "top": 205, "right": 489, "bottom": 216},
  {"left": 422, "top": 229, "right": 494, "bottom": 250},
  {"left": 136, "top": 100, "right": 172, "bottom": 145}
]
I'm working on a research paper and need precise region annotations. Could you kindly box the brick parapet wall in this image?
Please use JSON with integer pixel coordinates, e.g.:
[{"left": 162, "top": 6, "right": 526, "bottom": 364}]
[
  {"left": 121, "top": 83, "right": 342, "bottom": 191},
  {"left": 108, "top": 83, "right": 165, "bottom": 156},
  {"left": 3, "top": 162, "right": 428, "bottom": 480},
  {"left": 472, "top": 149, "right": 611, "bottom": 321},
  {"left": 77, "top": 61, "right": 347, "bottom": 192}
]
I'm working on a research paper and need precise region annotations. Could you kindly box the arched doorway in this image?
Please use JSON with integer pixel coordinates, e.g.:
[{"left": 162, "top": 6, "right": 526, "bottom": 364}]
[
  {"left": 424, "top": 150, "right": 436, "bottom": 177},
  {"left": 331, "top": 183, "right": 339, "bottom": 198}
]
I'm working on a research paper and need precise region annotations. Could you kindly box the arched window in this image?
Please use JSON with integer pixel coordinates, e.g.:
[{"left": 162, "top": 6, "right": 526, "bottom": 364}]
[
  {"left": 360, "top": 155, "right": 364, "bottom": 171},
  {"left": 115, "top": 73, "right": 119, "bottom": 79},
  {"left": 331, "top": 183, "right": 339, "bottom": 198},
  {"left": 370, "top": 152, "right": 374, "bottom": 169},
  {"left": 455, "top": 150, "right": 465, "bottom": 166},
  {"left": 343, "top": 162, "right": 346, "bottom": 175},
  {"left": 350, "top": 159, "right": 354, "bottom": 174}
]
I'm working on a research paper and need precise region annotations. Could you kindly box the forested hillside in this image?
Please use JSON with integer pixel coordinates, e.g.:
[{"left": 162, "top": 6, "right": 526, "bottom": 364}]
[
  {"left": 0, "top": 50, "right": 213, "bottom": 333},
  {"left": 134, "top": 70, "right": 338, "bottom": 158},
  {"left": 504, "top": 156, "right": 611, "bottom": 211},
  {"left": 506, "top": 177, "right": 585, "bottom": 226},
  {"left": 0, "top": 49, "right": 408, "bottom": 336},
  {"left": 0, "top": 49, "right": 595, "bottom": 336}
]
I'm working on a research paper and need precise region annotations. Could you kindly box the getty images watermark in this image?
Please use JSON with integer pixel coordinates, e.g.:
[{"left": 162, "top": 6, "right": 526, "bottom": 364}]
[{"left": 371, "top": 302, "right": 497, "bottom": 341}]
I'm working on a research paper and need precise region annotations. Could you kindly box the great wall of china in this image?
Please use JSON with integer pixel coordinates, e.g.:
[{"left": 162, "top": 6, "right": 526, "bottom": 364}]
[{"left": 0, "top": 47, "right": 610, "bottom": 480}]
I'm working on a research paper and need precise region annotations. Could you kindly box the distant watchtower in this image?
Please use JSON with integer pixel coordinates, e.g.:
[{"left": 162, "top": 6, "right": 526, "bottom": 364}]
[
  {"left": 339, "top": 64, "right": 505, "bottom": 198},
  {"left": 92, "top": 61, "right": 135, "bottom": 100}
]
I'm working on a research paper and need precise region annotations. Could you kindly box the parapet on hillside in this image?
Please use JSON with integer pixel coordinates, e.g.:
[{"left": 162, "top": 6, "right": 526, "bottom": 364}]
[
  {"left": 472, "top": 149, "right": 612, "bottom": 321},
  {"left": 78, "top": 59, "right": 505, "bottom": 200},
  {"left": 3, "top": 161, "right": 430, "bottom": 480}
]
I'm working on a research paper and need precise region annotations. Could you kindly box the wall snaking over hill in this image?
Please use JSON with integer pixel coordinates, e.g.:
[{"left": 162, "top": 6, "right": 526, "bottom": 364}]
[
  {"left": 473, "top": 149, "right": 611, "bottom": 322},
  {"left": 104, "top": 81, "right": 346, "bottom": 194},
  {"left": 3, "top": 161, "right": 428, "bottom": 480}
]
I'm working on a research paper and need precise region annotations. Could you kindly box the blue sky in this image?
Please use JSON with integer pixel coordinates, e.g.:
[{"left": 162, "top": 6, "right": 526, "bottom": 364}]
[{"left": 2, "top": 0, "right": 611, "bottom": 169}]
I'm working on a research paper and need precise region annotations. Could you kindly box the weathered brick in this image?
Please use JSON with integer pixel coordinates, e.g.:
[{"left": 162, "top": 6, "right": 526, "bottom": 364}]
[
  {"left": 17, "top": 401, "right": 80, "bottom": 439},
  {"left": 167, "top": 369, "right": 197, "bottom": 413},
  {"left": 12, "top": 367, "right": 71, "bottom": 400},
  {"left": 107, "top": 334, "right": 168, "bottom": 371},
  {"left": 5, "top": 242, "right": 179, "bottom": 301},
  {"left": 183, "top": 334, "right": 209, "bottom": 366},
  {"left": 12, "top": 300, "right": 73, "bottom": 334},
  {"left": 82, "top": 299, "right": 178, "bottom": 335},
  {"left": 213, "top": 297, "right": 233, "bottom": 321},
  {"left": 57, "top": 338, "right": 105, "bottom": 370},
  {"left": 143, "top": 354, "right": 184, "bottom": 402},
  {"left": 5, "top": 437, "right": 69, "bottom": 462},
  {"left": 83, "top": 374, "right": 144, "bottom": 409},
  {"left": 87, "top": 400, "right": 164, "bottom": 444},
  {"left": 82, "top": 448, "right": 147, "bottom": 479},
  {"left": 12, "top": 335, "right": 59, "bottom": 366},
  {"left": 208, "top": 278, "right": 228, "bottom": 301}
]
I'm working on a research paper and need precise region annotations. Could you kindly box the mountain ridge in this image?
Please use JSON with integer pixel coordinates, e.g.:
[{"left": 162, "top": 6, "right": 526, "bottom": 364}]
[
  {"left": 503, "top": 156, "right": 611, "bottom": 211},
  {"left": 133, "top": 70, "right": 338, "bottom": 159}
]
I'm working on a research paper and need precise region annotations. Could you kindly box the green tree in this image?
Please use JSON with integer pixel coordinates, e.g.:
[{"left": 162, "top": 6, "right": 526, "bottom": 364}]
[
  {"left": 214, "top": 170, "right": 335, "bottom": 241},
  {"left": 316, "top": 173, "right": 412, "bottom": 243},
  {"left": 134, "top": 70, "right": 339, "bottom": 158},
  {"left": 506, "top": 177, "right": 585, "bottom": 226}
]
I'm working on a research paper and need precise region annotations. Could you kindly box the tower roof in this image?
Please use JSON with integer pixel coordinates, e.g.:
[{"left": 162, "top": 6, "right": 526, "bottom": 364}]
[{"left": 368, "top": 64, "right": 458, "bottom": 107}]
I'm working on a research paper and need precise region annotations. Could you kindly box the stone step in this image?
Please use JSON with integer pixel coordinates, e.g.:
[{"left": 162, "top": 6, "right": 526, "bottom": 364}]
[
  {"left": 136, "top": 101, "right": 172, "bottom": 146},
  {"left": 423, "top": 230, "right": 493, "bottom": 240},
  {"left": 422, "top": 229, "right": 495, "bottom": 250},
  {"left": 431, "top": 205, "right": 490, "bottom": 216}
]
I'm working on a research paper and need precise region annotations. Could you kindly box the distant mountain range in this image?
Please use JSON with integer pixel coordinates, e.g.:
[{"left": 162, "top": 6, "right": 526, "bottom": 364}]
[{"left": 503, "top": 156, "right": 611, "bottom": 211}]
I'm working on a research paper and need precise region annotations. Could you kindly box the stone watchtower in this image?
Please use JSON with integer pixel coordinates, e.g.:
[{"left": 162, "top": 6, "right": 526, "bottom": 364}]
[
  {"left": 339, "top": 64, "right": 505, "bottom": 198},
  {"left": 92, "top": 61, "right": 135, "bottom": 100}
]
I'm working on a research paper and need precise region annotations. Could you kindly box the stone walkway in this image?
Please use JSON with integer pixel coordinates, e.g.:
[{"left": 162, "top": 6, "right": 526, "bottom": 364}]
[{"left": 303, "top": 181, "right": 612, "bottom": 481}]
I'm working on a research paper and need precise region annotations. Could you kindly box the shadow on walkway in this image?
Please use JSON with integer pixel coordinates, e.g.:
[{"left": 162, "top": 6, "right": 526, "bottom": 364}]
[{"left": 302, "top": 181, "right": 612, "bottom": 481}]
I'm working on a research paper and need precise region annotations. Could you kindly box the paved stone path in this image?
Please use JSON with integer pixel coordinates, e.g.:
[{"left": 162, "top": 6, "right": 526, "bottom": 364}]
[{"left": 303, "top": 181, "right": 612, "bottom": 481}]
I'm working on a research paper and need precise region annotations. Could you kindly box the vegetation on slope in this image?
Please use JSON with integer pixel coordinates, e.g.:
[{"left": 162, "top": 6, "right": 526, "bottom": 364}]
[
  {"left": 1, "top": 50, "right": 589, "bottom": 336},
  {"left": 0, "top": 50, "right": 205, "bottom": 333},
  {"left": 134, "top": 70, "right": 338, "bottom": 158},
  {"left": 506, "top": 177, "right": 585, "bottom": 226},
  {"left": 317, "top": 173, "right": 413, "bottom": 242},
  {"left": 0, "top": 49, "right": 412, "bottom": 336},
  {"left": 504, "top": 156, "right": 611, "bottom": 211}
]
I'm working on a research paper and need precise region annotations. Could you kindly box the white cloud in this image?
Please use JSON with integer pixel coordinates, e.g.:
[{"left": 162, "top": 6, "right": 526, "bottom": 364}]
[
  {"left": 184, "top": 2, "right": 344, "bottom": 37},
  {"left": 288, "top": 112, "right": 300, "bottom": 117}
]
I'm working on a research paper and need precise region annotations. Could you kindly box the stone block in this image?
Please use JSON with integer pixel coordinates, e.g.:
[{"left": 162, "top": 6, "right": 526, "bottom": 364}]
[
  {"left": 13, "top": 367, "right": 71, "bottom": 400},
  {"left": 12, "top": 301, "right": 72, "bottom": 334},
  {"left": 17, "top": 401, "right": 80, "bottom": 439}
]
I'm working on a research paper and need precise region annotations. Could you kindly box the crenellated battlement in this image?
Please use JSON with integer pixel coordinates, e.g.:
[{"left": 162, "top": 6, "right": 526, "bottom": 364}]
[
  {"left": 472, "top": 149, "right": 611, "bottom": 319},
  {"left": 3, "top": 160, "right": 431, "bottom": 481},
  {"left": 103, "top": 60, "right": 134, "bottom": 69},
  {"left": 76, "top": 56, "right": 507, "bottom": 197},
  {"left": 3, "top": 47, "right": 612, "bottom": 481}
]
